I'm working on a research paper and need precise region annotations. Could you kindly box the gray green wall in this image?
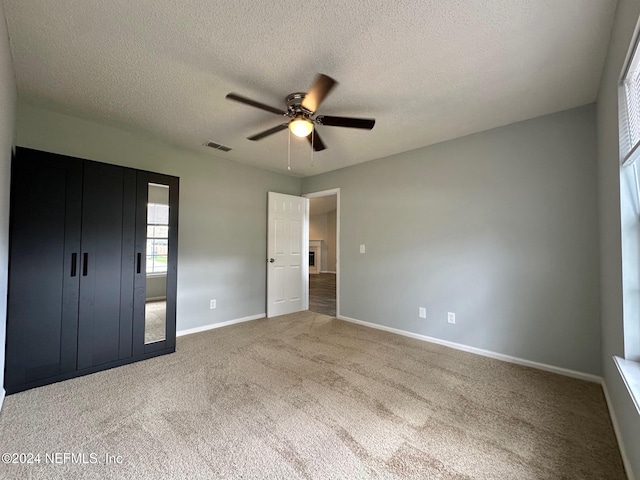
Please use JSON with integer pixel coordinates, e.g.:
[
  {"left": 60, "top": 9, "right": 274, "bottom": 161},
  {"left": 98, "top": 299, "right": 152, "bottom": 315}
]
[
  {"left": 597, "top": 0, "right": 640, "bottom": 476},
  {"left": 16, "top": 103, "right": 301, "bottom": 332},
  {"left": 303, "top": 105, "right": 601, "bottom": 375},
  {"left": 146, "top": 275, "right": 167, "bottom": 300},
  {"left": 0, "top": 2, "right": 17, "bottom": 405}
]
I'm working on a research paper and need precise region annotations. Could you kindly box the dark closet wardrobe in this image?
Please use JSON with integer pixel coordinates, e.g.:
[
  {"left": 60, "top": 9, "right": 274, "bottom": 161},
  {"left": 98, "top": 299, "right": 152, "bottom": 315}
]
[{"left": 4, "top": 147, "right": 179, "bottom": 394}]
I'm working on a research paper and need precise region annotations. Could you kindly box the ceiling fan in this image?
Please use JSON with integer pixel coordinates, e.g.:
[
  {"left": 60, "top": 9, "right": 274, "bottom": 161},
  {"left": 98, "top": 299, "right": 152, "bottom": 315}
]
[{"left": 226, "top": 74, "right": 375, "bottom": 152}]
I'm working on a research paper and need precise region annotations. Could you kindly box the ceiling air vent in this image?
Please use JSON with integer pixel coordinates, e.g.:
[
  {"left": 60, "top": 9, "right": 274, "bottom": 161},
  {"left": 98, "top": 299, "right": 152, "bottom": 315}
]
[{"left": 203, "top": 141, "right": 232, "bottom": 152}]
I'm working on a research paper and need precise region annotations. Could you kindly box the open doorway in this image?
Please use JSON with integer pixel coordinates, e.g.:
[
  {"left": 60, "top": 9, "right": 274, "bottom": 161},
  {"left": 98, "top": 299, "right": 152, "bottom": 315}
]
[{"left": 305, "top": 189, "right": 339, "bottom": 317}]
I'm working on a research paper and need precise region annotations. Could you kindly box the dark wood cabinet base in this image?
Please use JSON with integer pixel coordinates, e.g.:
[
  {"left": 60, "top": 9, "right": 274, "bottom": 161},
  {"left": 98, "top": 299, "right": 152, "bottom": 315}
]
[{"left": 6, "top": 347, "right": 175, "bottom": 395}]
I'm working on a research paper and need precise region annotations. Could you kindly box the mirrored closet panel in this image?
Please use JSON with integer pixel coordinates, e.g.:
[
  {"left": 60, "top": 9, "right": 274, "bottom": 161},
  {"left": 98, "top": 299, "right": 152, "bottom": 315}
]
[
  {"left": 134, "top": 172, "right": 179, "bottom": 356},
  {"left": 145, "top": 183, "right": 169, "bottom": 344}
]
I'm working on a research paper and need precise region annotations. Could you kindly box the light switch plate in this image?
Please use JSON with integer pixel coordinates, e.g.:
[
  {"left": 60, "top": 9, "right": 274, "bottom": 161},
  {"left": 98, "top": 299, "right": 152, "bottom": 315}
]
[{"left": 360, "top": 244, "right": 366, "bottom": 254}]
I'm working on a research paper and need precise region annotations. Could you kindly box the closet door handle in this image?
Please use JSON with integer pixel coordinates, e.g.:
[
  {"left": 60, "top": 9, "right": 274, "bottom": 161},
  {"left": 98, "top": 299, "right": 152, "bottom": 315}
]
[
  {"left": 71, "top": 253, "right": 77, "bottom": 277},
  {"left": 136, "top": 253, "right": 142, "bottom": 274},
  {"left": 82, "top": 253, "right": 88, "bottom": 276}
]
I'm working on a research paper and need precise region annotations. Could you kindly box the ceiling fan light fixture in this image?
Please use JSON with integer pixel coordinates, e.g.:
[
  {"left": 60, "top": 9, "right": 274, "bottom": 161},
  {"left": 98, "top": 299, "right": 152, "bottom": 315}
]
[{"left": 289, "top": 117, "right": 313, "bottom": 137}]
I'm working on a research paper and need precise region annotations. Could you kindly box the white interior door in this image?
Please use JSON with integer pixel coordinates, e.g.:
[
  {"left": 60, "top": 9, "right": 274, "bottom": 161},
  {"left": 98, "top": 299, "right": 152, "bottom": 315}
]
[{"left": 267, "top": 192, "right": 308, "bottom": 317}]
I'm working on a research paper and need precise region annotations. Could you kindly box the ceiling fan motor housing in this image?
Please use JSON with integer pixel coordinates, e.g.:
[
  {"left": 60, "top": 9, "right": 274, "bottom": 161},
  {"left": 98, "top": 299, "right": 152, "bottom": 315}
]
[{"left": 286, "top": 93, "right": 312, "bottom": 118}]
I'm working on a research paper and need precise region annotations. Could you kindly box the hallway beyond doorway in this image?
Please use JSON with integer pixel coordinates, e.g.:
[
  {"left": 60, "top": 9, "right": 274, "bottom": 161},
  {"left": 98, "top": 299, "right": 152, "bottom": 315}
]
[{"left": 309, "top": 273, "right": 336, "bottom": 317}]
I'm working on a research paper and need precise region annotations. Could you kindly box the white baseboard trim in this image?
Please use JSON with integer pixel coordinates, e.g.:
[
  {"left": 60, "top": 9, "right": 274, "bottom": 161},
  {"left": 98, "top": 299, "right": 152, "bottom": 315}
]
[
  {"left": 602, "top": 381, "right": 636, "bottom": 480},
  {"left": 337, "top": 315, "right": 602, "bottom": 384},
  {"left": 0, "top": 388, "right": 5, "bottom": 413},
  {"left": 177, "top": 313, "right": 265, "bottom": 337},
  {"left": 320, "top": 270, "right": 336, "bottom": 274},
  {"left": 146, "top": 296, "right": 166, "bottom": 302}
]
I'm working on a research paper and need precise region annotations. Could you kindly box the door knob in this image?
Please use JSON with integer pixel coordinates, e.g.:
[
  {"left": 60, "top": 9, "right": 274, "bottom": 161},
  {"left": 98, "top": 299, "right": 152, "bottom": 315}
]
[{"left": 268, "top": 258, "right": 275, "bottom": 263}]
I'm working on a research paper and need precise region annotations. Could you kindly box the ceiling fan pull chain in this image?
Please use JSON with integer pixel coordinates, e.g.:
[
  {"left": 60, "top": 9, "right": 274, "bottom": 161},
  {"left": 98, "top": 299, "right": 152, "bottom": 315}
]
[
  {"left": 287, "top": 128, "right": 291, "bottom": 171},
  {"left": 311, "top": 130, "right": 315, "bottom": 167}
]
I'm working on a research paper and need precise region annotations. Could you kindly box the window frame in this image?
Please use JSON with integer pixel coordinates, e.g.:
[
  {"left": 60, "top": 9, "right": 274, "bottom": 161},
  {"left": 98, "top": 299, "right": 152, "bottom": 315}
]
[
  {"left": 146, "top": 202, "right": 169, "bottom": 276},
  {"left": 622, "top": 32, "right": 640, "bottom": 167},
  {"left": 616, "top": 21, "right": 640, "bottom": 417}
]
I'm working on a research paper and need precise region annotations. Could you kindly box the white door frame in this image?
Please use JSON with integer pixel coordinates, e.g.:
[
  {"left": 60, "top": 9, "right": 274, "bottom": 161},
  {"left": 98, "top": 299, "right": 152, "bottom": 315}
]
[{"left": 303, "top": 188, "right": 340, "bottom": 317}]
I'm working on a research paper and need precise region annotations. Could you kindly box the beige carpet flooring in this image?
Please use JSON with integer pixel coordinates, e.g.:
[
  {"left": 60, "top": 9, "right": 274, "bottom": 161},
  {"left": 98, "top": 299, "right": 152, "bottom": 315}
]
[{"left": 0, "top": 312, "right": 625, "bottom": 479}]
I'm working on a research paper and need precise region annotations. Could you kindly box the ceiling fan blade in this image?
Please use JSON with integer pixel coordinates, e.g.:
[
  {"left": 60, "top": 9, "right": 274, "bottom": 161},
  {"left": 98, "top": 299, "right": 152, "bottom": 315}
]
[
  {"left": 226, "top": 93, "right": 285, "bottom": 115},
  {"left": 307, "top": 130, "right": 327, "bottom": 152},
  {"left": 301, "top": 74, "right": 337, "bottom": 113},
  {"left": 248, "top": 123, "right": 289, "bottom": 141},
  {"left": 316, "top": 115, "right": 375, "bottom": 130}
]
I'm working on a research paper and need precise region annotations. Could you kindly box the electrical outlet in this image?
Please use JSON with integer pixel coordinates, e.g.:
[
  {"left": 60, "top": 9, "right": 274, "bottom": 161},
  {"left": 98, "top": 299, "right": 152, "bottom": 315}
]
[
  {"left": 360, "top": 244, "right": 366, "bottom": 254},
  {"left": 447, "top": 312, "right": 455, "bottom": 324},
  {"left": 419, "top": 307, "right": 426, "bottom": 319},
  {"left": 210, "top": 299, "right": 216, "bottom": 309}
]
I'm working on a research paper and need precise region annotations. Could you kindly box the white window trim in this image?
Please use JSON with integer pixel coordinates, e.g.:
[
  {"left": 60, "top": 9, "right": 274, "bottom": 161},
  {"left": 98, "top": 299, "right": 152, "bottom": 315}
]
[
  {"left": 617, "top": 16, "right": 640, "bottom": 419},
  {"left": 622, "top": 139, "right": 640, "bottom": 166},
  {"left": 614, "top": 356, "right": 640, "bottom": 415},
  {"left": 147, "top": 203, "right": 169, "bottom": 275}
]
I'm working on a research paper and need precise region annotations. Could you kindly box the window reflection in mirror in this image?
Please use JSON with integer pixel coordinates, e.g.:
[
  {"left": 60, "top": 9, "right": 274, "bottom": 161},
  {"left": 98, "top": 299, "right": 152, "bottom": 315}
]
[{"left": 145, "top": 183, "right": 169, "bottom": 343}]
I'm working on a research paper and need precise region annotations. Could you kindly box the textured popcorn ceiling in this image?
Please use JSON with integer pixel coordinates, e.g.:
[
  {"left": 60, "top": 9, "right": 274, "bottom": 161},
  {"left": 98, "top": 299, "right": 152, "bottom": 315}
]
[{"left": 3, "top": 0, "right": 617, "bottom": 177}]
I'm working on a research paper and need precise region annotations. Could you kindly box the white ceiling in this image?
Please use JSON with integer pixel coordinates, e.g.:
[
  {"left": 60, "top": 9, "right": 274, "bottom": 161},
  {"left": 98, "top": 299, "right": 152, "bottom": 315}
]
[{"left": 3, "top": 0, "right": 617, "bottom": 177}]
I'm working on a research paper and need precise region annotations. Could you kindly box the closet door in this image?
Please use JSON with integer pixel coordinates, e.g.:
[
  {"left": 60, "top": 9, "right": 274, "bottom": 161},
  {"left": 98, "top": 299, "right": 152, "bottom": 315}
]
[
  {"left": 5, "top": 149, "right": 82, "bottom": 390},
  {"left": 76, "top": 161, "right": 137, "bottom": 369}
]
